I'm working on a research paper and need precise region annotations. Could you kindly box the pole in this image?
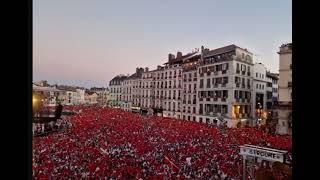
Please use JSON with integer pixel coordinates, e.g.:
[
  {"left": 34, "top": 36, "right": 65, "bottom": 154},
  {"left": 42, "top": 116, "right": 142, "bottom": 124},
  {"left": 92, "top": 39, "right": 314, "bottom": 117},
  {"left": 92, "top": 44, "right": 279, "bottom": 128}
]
[{"left": 243, "top": 156, "right": 246, "bottom": 180}]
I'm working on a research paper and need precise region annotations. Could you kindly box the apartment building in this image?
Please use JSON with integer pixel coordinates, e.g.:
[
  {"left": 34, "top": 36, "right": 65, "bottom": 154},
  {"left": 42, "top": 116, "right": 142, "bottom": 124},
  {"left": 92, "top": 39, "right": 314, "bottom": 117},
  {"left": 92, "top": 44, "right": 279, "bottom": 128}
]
[
  {"left": 109, "top": 75, "right": 127, "bottom": 107},
  {"left": 196, "top": 45, "right": 254, "bottom": 127},
  {"left": 252, "top": 63, "right": 268, "bottom": 125},
  {"left": 113, "top": 44, "right": 271, "bottom": 128},
  {"left": 181, "top": 52, "right": 201, "bottom": 121},
  {"left": 277, "top": 43, "right": 292, "bottom": 135}
]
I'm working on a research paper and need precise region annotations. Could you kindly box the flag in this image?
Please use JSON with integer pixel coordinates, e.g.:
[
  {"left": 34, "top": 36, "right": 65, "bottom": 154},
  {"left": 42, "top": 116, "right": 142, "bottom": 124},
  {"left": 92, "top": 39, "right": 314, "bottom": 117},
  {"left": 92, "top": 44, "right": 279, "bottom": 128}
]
[{"left": 164, "top": 156, "right": 179, "bottom": 172}]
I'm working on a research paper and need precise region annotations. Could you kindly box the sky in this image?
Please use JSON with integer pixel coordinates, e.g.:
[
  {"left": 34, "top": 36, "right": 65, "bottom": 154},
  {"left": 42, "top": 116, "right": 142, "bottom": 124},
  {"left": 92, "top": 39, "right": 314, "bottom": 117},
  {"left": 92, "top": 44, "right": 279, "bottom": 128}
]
[{"left": 33, "top": 0, "right": 292, "bottom": 88}]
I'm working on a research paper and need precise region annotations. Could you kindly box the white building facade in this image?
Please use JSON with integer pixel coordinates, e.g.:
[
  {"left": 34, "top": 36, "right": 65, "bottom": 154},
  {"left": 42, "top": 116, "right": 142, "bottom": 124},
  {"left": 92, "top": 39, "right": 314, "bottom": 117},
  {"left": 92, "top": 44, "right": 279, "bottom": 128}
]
[
  {"left": 109, "top": 75, "right": 127, "bottom": 107},
  {"left": 196, "top": 45, "right": 254, "bottom": 127},
  {"left": 252, "top": 63, "right": 268, "bottom": 125},
  {"left": 277, "top": 43, "right": 292, "bottom": 135}
]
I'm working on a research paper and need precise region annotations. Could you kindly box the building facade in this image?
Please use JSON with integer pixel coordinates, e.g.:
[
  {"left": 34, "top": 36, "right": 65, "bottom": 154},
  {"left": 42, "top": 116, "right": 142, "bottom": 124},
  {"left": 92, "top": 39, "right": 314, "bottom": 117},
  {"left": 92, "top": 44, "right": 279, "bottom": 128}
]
[
  {"left": 109, "top": 75, "right": 127, "bottom": 107},
  {"left": 111, "top": 44, "right": 280, "bottom": 128},
  {"left": 196, "top": 45, "right": 254, "bottom": 127},
  {"left": 277, "top": 43, "right": 292, "bottom": 135},
  {"left": 252, "top": 63, "right": 268, "bottom": 125}
]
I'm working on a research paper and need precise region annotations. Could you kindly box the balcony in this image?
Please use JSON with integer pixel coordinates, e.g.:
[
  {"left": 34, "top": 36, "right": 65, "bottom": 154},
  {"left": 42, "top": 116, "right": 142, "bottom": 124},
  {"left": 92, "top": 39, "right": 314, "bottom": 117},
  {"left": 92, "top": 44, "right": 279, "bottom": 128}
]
[
  {"left": 188, "top": 101, "right": 191, "bottom": 104},
  {"left": 206, "top": 86, "right": 211, "bottom": 89},
  {"left": 213, "top": 97, "right": 218, "bottom": 101},
  {"left": 235, "top": 98, "right": 240, "bottom": 102},
  {"left": 222, "top": 70, "right": 227, "bottom": 74},
  {"left": 188, "top": 78, "right": 192, "bottom": 82},
  {"left": 193, "top": 100, "right": 196, "bottom": 104},
  {"left": 214, "top": 84, "right": 218, "bottom": 88},
  {"left": 214, "top": 72, "right": 218, "bottom": 75},
  {"left": 236, "top": 70, "right": 240, "bottom": 74},
  {"left": 221, "top": 84, "right": 226, "bottom": 87},
  {"left": 236, "top": 83, "right": 240, "bottom": 88},
  {"left": 193, "top": 78, "right": 197, "bottom": 81},
  {"left": 206, "top": 98, "right": 210, "bottom": 101},
  {"left": 207, "top": 72, "right": 211, "bottom": 76},
  {"left": 242, "top": 71, "right": 246, "bottom": 75},
  {"left": 241, "top": 98, "right": 246, "bottom": 103},
  {"left": 199, "top": 98, "right": 203, "bottom": 101},
  {"left": 288, "top": 82, "right": 292, "bottom": 87},
  {"left": 200, "top": 73, "right": 204, "bottom": 77}
]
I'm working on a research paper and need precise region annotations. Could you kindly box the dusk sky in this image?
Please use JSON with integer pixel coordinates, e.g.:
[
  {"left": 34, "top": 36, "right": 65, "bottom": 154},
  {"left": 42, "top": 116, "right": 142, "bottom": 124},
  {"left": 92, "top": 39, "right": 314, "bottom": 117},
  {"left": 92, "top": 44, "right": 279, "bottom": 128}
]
[{"left": 33, "top": 0, "right": 291, "bottom": 88}]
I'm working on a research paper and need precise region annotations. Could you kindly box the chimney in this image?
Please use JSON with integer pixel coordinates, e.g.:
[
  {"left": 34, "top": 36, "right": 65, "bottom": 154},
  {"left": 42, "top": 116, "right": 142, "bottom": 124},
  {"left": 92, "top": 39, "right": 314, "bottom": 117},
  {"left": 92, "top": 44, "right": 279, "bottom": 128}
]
[
  {"left": 145, "top": 67, "right": 149, "bottom": 72},
  {"left": 177, "top": 52, "right": 182, "bottom": 59},
  {"left": 201, "top": 46, "right": 204, "bottom": 52},
  {"left": 168, "top": 53, "right": 175, "bottom": 62},
  {"left": 157, "top": 65, "right": 161, "bottom": 70},
  {"left": 136, "top": 67, "right": 139, "bottom": 73}
]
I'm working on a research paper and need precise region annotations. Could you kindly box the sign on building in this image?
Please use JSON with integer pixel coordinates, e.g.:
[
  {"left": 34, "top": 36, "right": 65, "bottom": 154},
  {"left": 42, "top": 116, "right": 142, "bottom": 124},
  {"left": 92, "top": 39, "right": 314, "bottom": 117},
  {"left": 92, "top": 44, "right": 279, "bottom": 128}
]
[{"left": 239, "top": 144, "right": 287, "bottom": 163}]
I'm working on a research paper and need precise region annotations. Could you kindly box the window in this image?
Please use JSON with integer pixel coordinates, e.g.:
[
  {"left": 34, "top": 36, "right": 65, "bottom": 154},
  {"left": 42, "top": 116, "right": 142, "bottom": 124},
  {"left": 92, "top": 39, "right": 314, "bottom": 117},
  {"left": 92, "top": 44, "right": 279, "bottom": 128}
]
[
  {"left": 256, "top": 73, "right": 258, "bottom": 78},
  {"left": 234, "top": 90, "right": 238, "bottom": 98},
  {"left": 193, "top": 107, "right": 196, "bottom": 113},
  {"left": 223, "top": 77, "right": 228, "bottom": 84},
  {"left": 193, "top": 116, "right": 196, "bottom": 121},
  {"left": 207, "top": 78, "right": 211, "bottom": 88},
  {"left": 200, "top": 79, "right": 204, "bottom": 88},
  {"left": 262, "top": 85, "right": 264, "bottom": 90},
  {"left": 262, "top": 74, "right": 264, "bottom": 79},
  {"left": 236, "top": 63, "right": 240, "bottom": 73},
  {"left": 256, "top": 84, "right": 258, "bottom": 89}
]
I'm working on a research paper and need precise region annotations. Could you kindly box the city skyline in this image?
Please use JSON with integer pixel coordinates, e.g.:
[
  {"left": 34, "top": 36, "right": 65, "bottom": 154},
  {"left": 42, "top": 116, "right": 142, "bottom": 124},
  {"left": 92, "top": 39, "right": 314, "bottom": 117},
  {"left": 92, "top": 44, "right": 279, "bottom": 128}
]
[{"left": 33, "top": 0, "right": 291, "bottom": 88}]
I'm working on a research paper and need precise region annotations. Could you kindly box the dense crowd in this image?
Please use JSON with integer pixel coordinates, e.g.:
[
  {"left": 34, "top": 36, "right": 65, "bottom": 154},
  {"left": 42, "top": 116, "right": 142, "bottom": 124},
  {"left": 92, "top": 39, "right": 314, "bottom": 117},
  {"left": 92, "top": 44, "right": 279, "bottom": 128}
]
[{"left": 33, "top": 106, "right": 292, "bottom": 179}]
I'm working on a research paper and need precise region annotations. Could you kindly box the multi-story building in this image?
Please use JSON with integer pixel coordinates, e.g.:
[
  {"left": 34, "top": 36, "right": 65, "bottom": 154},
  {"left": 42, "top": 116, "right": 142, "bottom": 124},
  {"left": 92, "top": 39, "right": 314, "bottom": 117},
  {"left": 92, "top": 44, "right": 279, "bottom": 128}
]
[
  {"left": 140, "top": 67, "right": 155, "bottom": 110},
  {"left": 277, "top": 43, "right": 292, "bottom": 135},
  {"left": 121, "top": 68, "right": 144, "bottom": 111},
  {"left": 85, "top": 91, "right": 98, "bottom": 105},
  {"left": 181, "top": 52, "right": 201, "bottom": 121},
  {"left": 252, "top": 63, "right": 268, "bottom": 125},
  {"left": 196, "top": 45, "right": 254, "bottom": 127},
  {"left": 112, "top": 44, "right": 262, "bottom": 128},
  {"left": 90, "top": 87, "right": 109, "bottom": 106},
  {"left": 109, "top": 75, "right": 127, "bottom": 107},
  {"left": 266, "top": 72, "right": 279, "bottom": 120}
]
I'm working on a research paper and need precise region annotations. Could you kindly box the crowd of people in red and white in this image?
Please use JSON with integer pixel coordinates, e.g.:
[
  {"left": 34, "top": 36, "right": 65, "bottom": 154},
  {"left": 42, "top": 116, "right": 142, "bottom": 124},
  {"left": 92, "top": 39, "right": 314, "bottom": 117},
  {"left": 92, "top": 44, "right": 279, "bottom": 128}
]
[{"left": 33, "top": 106, "right": 292, "bottom": 179}]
